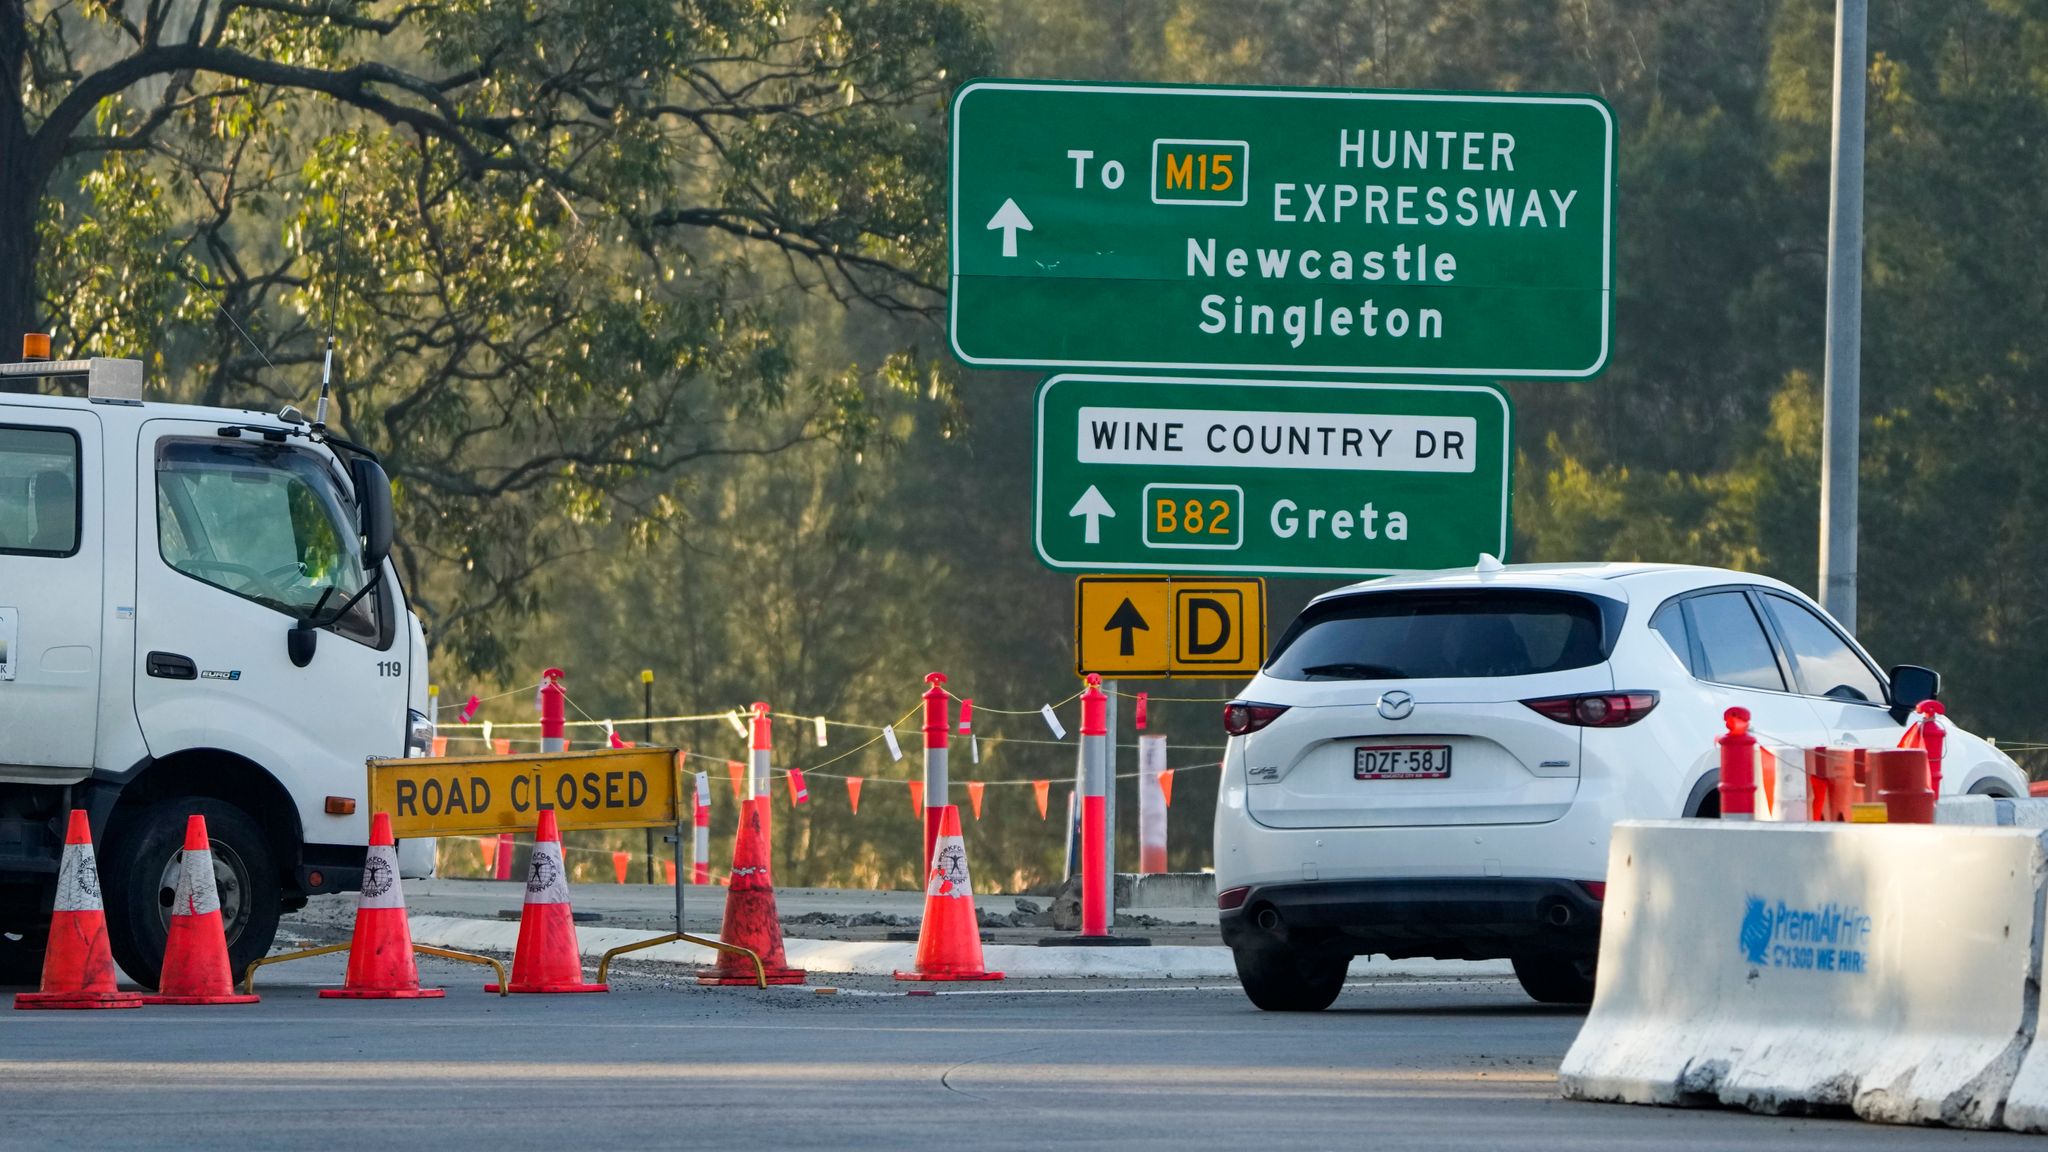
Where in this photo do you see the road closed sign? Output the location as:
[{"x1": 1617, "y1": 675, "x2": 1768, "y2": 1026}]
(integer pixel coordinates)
[
  {"x1": 1075, "y1": 575, "x2": 1266, "y2": 679},
  {"x1": 367, "y1": 746, "x2": 681, "y2": 838},
  {"x1": 1038, "y1": 375, "x2": 1510, "y2": 577}
]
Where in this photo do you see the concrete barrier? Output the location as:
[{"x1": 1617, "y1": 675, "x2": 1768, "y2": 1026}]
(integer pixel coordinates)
[
  {"x1": 1559, "y1": 820, "x2": 2046, "y2": 1128},
  {"x1": 1938, "y1": 795, "x2": 2048, "y2": 829}
]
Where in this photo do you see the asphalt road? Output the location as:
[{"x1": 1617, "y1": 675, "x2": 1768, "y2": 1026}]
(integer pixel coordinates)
[{"x1": 2, "y1": 961, "x2": 2038, "y2": 1151}]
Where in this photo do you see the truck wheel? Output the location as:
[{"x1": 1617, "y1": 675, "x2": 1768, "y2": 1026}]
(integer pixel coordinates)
[
  {"x1": 0, "y1": 926, "x2": 49, "y2": 986},
  {"x1": 1231, "y1": 944, "x2": 1348, "y2": 1012},
  {"x1": 101, "y1": 799, "x2": 282, "y2": 990},
  {"x1": 1512, "y1": 955, "x2": 1596, "y2": 1005}
]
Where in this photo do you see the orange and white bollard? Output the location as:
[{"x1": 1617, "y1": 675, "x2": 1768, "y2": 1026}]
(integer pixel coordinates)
[
  {"x1": 1079, "y1": 674, "x2": 1111, "y2": 937},
  {"x1": 1916, "y1": 700, "x2": 1947, "y2": 796},
  {"x1": 692, "y1": 771, "x2": 711, "y2": 885},
  {"x1": 539, "y1": 668, "x2": 567, "y2": 753},
  {"x1": 1138, "y1": 733, "x2": 1169, "y2": 873},
  {"x1": 748, "y1": 702, "x2": 773, "y2": 843},
  {"x1": 922, "y1": 673, "x2": 950, "y2": 871},
  {"x1": 1718, "y1": 707, "x2": 1757, "y2": 820}
]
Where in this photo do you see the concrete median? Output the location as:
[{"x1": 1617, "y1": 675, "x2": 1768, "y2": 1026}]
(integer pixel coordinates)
[{"x1": 1559, "y1": 819, "x2": 2046, "y2": 1129}]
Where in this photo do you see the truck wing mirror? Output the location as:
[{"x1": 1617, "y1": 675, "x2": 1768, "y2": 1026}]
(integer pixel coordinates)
[
  {"x1": 350, "y1": 457, "x2": 394, "y2": 569},
  {"x1": 1887, "y1": 664, "x2": 1940, "y2": 725}
]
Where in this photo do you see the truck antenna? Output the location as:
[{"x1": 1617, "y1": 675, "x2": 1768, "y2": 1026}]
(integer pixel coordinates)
[{"x1": 314, "y1": 335, "x2": 334, "y2": 433}]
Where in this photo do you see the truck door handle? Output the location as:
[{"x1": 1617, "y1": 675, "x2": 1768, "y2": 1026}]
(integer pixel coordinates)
[{"x1": 146, "y1": 652, "x2": 197, "y2": 680}]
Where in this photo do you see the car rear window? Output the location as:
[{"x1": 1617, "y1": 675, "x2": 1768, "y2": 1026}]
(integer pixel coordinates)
[{"x1": 1265, "y1": 590, "x2": 1619, "y2": 681}]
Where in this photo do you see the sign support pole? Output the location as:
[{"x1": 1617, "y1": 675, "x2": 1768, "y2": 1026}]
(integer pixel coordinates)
[
  {"x1": 1819, "y1": 0, "x2": 1867, "y2": 629},
  {"x1": 642, "y1": 669, "x2": 656, "y2": 883}
]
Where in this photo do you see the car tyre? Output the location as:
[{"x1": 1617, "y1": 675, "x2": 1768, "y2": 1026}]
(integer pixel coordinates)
[
  {"x1": 1512, "y1": 954, "x2": 1596, "y2": 1005},
  {"x1": 101, "y1": 799, "x2": 281, "y2": 990},
  {"x1": 1232, "y1": 944, "x2": 1348, "y2": 1012}
]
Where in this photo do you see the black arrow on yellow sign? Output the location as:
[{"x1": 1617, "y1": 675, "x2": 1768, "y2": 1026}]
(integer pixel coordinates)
[{"x1": 1104, "y1": 597, "x2": 1151, "y2": 656}]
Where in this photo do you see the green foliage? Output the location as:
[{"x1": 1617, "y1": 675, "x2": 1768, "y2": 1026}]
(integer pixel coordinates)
[{"x1": 17, "y1": 0, "x2": 2048, "y2": 883}]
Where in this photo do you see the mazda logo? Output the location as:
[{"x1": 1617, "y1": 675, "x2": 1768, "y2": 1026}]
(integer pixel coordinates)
[{"x1": 1377, "y1": 691, "x2": 1415, "y2": 721}]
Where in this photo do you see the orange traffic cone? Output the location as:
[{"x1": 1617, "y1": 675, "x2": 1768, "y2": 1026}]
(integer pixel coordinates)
[
  {"x1": 15, "y1": 810, "x2": 142, "y2": 1010},
  {"x1": 321, "y1": 812, "x2": 442, "y2": 999},
  {"x1": 895, "y1": 805, "x2": 1002, "y2": 982},
  {"x1": 697, "y1": 797, "x2": 805, "y2": 985},
  {"x1": 485, "y1": 810, "x2": 606, "y2": 993},
  {"x1": 144, "y1": 815, "x2": 260, "y2": 1004}
]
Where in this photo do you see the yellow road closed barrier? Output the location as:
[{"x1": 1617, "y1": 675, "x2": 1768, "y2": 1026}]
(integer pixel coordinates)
[{"x1": 368, "y1": 746, "x2": 680, "y2": 839}]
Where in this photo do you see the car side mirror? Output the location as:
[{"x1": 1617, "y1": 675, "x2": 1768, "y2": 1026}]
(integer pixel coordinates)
[
  {"x1": 1887, "y1": 664, "x2": 1940, "y2": 725},
  {"x1": 349, "y1": 457, "x2": 394, "y2": 569}
]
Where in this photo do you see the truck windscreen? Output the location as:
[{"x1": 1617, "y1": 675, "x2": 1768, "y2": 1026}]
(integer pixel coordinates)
[{"x1": 156, "y1": 439, "x2": 379, "y2": 641}]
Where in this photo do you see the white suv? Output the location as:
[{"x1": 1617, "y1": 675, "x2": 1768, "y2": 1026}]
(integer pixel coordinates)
[{"x1": 1213, "y1": 561, "x2": 2025, "y2": 1010}]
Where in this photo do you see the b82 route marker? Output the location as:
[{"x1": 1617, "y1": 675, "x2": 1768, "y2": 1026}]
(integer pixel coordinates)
[
  {"x1": 1036, "y1": 375, "x2": 1512, "y2": 577},
  {"x1": 950, "y1": 79, "x2": 1615, "y2": 379}
]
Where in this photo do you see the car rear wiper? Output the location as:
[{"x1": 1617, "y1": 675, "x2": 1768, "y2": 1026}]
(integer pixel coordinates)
[{"x1": 1297, "y1": 662, "x2": 1406, "y2": 680}]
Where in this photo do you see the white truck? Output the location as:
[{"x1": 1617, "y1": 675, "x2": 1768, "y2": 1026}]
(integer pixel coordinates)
[{"x1": 0, "y1": 344, "x2": 430, "y2": 986}]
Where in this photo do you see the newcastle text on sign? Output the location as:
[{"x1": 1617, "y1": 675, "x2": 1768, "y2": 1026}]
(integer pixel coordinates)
[
  {"x1": 367, "y1": 747, "x2": 680, "y2": 839},
  {"x1": 1036, "y1": 375, "x2": 1511, "y2": 576},
  {"x1": 948, "y1": 80, "x2": 1614, "y2": 378}
]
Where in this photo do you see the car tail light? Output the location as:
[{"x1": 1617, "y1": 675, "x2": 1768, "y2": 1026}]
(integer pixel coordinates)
[
  {"x1": 1223, "y1": 702, "x2": 1288, "y2": 737},
  {"x1": 1217, "y1": 886, "x2": 1251, "y2": 910},
  {"x1": 1521, "y1": 692, "x2": 1659, "y2": 728},
  {"x1": 1579, "y1": 881, "x2": 1606, "y2": 901}
]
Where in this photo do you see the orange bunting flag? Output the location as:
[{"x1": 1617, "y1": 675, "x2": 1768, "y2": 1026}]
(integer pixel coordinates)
[
  {"x1": 663, "y1": 859, "x2": 677, "y2": 886},
  {"x1": 726, "y1": 760, "x2": 745, "y2": 801},
  {"x1": 847, "y1": 777, "x2": 864, "y2": 814},
  {"x1": 431, "y1": 736, "x2": 448, "y2": 758},
  {"x1": 909, "y1": 780, "x2": 925, "y2": 817},
  {"x1": 1158, "y1": 768, "x2": 1175, "y2": 809},
  {"x1": 1033, "y1": 779, "x2": 1051, "y2": 819},
  {"x1": 967, "y1": 781, "x2": 986, "y2": 820},
  {"x1": 478, "y1": 835, "x2": 498, "y2": 876},
  {"x1": 611, "y1": 850, "x2": 631, "y2": 884},
  {"x1": 493, "y1": 739, "x2": 512, "y2": 756},
  {"x1": 788, "y1": 767, "x2": 810, "y2": 806}
]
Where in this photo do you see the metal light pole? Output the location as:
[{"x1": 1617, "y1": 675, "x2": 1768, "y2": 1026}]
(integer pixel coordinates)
[{"x1": 1818, "y1": 0, "x2": 1867, "y2": 628}]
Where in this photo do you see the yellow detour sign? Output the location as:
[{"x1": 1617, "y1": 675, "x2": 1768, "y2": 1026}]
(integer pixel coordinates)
[
  {"x1": 1074, "y1": 576, "x2": 1266, "y2": 679},
  {"x1": 367, "y1": 747, "x2": 681, "y2": 838}
]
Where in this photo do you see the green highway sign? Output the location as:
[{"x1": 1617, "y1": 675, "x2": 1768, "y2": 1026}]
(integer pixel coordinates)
[
  {"x1": 1034, "y1": 375, "x2": 1512, "y2": 576},
  {"x1": 950, "y1": 80, "x2": 1614, "y2": 379}
]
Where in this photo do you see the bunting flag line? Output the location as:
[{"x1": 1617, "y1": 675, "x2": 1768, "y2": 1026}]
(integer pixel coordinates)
[
  {"x1": 1033, "y1": 779, "x2": 1051, "y2": 819},
  {"x1": 967, "y1": 781, "x2": 985, "y2": 820},
  {"x1": 846, "y1": 777, "x2": 863, "y2": 815}
]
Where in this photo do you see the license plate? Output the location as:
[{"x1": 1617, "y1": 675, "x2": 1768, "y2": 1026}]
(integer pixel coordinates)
[{"x1": 1354, "y1": 744, "x2": 1452, "y2": 780}]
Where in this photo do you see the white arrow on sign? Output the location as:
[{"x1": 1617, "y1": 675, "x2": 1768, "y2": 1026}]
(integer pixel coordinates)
[
  {"x1": 1069, "y1": 485, "x2": 1115, "y2": 544},
  {"x1": 987, "y1": 198, "x2": 1033, "y2": 258}
]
